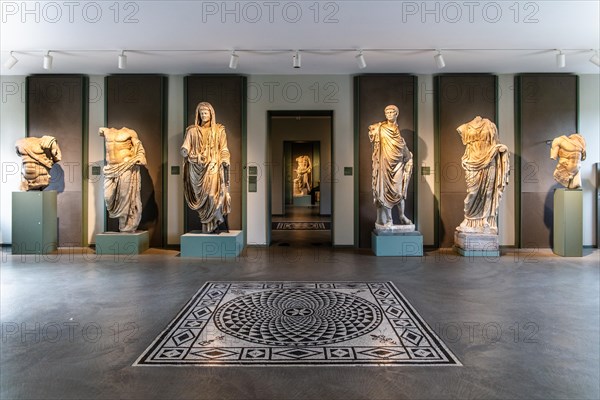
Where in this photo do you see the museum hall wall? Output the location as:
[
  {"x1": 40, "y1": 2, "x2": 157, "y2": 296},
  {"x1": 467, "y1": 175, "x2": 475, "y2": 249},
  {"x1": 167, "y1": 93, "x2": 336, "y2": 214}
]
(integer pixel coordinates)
[{"x1": 0, "y1": 74, "x2": 598, "y2": 249}]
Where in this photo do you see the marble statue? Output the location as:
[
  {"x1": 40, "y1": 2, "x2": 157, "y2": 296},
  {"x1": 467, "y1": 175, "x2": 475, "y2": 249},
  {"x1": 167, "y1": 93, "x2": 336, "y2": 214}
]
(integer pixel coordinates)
[
  {"x1": 550, "y1": 133, "x2": 586, "y2": 189},
  {"x1": 15, "y1": 135, "x2": 62, "y2": 191},
  {"x1": 368, "y1": 105, "x2": 413, "y2": 229},
  {"x1": 293, "y1": 155, "x2": 312, "y2": 196},
  {"x1": 181, "y1": 102, "x2": 231, "y2": 234},
  {"x1": 99, "y1": 127, "x2": 147, "y2": 233},
  {"x1": 456, "y1": 116, "x2": 509, "y2": 234}
]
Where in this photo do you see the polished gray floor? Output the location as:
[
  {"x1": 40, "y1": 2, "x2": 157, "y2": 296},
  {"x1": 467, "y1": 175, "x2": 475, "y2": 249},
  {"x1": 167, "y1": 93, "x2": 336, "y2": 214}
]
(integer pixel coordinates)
[{"x1": 1, "y1": 244, "x2": 599, "y2": 400}]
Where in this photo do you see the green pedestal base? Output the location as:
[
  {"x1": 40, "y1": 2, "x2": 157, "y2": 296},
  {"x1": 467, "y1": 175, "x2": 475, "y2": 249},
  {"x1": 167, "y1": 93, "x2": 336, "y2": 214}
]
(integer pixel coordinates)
[
  {"x1": 12, "y1": 191, "x2": 57, "y2": 255},
  {"x1": 293, "y1": 195, "x2": 312, "y2": 206},
  {"x1": 371, "y1": 231, "x2": 423, "y2": 256},
  {"x1": 453, "y1": 231, "x2": 500, "y2": 257},
  {"x1": 453, "y1": 246, "x2": 500, "y2": 257},
  {"x1": 553, "y1": 188, "x2": 583, "y2": 257},
  {"x1": 181, "y1": 230, "x2": 244, "y2": 258},
  {"x1": 96, "y1": 231, "x2": 149, "y2": 255}
]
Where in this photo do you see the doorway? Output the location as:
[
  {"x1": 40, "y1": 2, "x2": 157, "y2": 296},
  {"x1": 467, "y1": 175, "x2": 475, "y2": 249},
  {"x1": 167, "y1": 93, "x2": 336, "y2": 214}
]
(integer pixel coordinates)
[{"x1": 268, "y1": 111, "x2": 333, "y2": 247}]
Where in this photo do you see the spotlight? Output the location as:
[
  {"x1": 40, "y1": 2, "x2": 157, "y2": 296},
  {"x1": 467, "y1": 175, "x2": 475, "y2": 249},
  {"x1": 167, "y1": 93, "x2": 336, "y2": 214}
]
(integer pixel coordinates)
[
  {"x1": 434, "y1": 50, "x2": 445, "y2": 69},
  {"x1": 4, "y1": 51, "x2": 18, "y2": 69},
  {"x1": 229, "y1": 51, "x2": 239, "y2": 69},
  {"x1": 356, "y1": 50, "x2": 367, "y2": 69},
  {"x1": 556, "y1": 50, "x2": 566, "y2": 68},
  {"x1": 118, "y1": 51, "x2": 127, "y2": 69},
  {"x1": 590, "y1": 51, "x2": 600, "y2": 67},
  {"x1": 43, "y1": 51, "x2": 53, "y2": 70},
  {"x1": 292, "y1": 51, "x2": 301, "y2": 68}
]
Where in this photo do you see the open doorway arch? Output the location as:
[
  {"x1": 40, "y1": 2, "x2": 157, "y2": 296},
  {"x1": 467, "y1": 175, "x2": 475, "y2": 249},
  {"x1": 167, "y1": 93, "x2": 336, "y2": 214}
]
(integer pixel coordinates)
[{"x1": 267, "y1": 111, "x2": 333, "y2": 247}]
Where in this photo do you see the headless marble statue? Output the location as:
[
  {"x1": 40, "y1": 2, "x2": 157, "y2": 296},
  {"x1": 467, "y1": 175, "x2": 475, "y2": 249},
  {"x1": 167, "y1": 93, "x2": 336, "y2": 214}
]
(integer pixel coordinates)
[
  {"x1": 15, "y1": 135, "x2": 62, "y2": 191},
  {"x1": 550, "y1": 133, "x2": 586, "y2": 189}
]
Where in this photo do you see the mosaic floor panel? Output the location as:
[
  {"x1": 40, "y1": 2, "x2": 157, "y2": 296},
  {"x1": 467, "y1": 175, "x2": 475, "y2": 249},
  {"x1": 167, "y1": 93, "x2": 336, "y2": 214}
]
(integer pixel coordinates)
[{"x1": 134, "y1": 282, "x2": 461, "y2": 366}]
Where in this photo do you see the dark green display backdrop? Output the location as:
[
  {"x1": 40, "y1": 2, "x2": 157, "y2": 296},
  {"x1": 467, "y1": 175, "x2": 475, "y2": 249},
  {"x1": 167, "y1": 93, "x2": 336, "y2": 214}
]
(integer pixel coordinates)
[
  {"x1": 184, "y1": 75, "x2": 245, "y2": 232},
  {"x1": 27, "y1": 75, "x2": 87, "y2": 247},
  {"x1": 515, "y1": 74, "x2": 578, "y2": 248},
  {"x1": 355, "y1": 75, "x2": 417, "y2": 248},
  {"x1": 435, "y1": 75, "x2": 497, "y2": 248},
  {"x1": 105, "y1": 75, "x2": 167, "y2": 248}
]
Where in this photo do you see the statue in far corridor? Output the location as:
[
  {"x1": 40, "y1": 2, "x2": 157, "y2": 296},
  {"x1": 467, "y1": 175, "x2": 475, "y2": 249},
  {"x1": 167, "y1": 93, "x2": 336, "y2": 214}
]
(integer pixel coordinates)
[
  {"x1": 455, "y1": 116, "x2": 510, "y2": 234},
  {"x1": 550, "y1": 133, "x2": 586, "y2": 189},
  {"x1": 293, "y1": 155, "x2": 312, "y2": 196},
  {"x1": 15, "y1": 135, "x2": 62, "y2": 191},
  {"x1": 368, "y1": 105, "x2": 413, "y2": 228},
  {"x1": 181, "y1": 102, "x2": 231, "y2": 234},
  {"x1": 99, "y1": 127, "x2": 147, "y2": 232}
]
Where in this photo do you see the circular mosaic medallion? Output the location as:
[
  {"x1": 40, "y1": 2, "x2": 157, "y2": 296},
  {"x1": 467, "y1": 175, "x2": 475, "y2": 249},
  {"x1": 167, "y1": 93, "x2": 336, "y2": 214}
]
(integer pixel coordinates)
[{"x1": 213, "y1": 288, "x2": 382, "y2": 346}]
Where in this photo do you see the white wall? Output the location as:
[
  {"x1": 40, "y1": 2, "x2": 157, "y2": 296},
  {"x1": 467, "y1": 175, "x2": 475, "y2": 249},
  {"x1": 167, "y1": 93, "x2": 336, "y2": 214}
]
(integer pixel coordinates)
[
  {"x1": 416, "y1": 75, "x2": 435, "y2": 245},
  {"x1": 0, "y1": 76, "x2": 26, "y2": 244},
  {"x1": 497, "y1": 74, "x2": 516, "y2": 246},
  {"x1": 166, "y1": 75, "x2": 185, "y2": 245},
  {"x1": 87, "y1": 75, "x2": 105, "y2": 244}
]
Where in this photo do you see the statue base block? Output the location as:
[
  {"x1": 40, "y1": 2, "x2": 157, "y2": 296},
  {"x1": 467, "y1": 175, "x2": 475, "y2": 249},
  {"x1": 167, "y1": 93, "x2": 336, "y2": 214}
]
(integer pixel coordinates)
[
  {"x1": 292, "y1": 195, "x2": 312, "y2": 206},
  {"x1": 12, "y1": 191, "x2": 57, "y2": 255},
  {"x1": 181, "y1": 230, "x2": 244, "y2": 258},
  {"x1": 371, "y1": 230, "x2": 423, "y2": 256},
  {"x1": 553, "y1": 188, "x2": 582, "y2": 257},
  {"x1": 453, "y1": 231, "x2": 499, "y2": 257},
  {"x1": 96, "y1": 231, "x2": 149, "y2": 255}
]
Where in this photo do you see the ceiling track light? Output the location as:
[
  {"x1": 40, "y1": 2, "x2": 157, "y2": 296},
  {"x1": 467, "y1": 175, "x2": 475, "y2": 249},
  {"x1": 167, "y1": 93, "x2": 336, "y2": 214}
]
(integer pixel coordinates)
[
  {"x1": 589, "y1": 50, "x2": 600, "y2": 67},
  {"x1": 434, "y1": 50, "x2": 445, "y2": 69},
  {"x1": 556, "y1": 50, "x2": 566, "y2": 68},
  {"x1": 4, "y1": 51, "x2": 19, "y2": 69},
  {"x1": 356, "y1": 50, "x2": 367, "y2": 69},
  {"x1": 118, "y1": 51, "x2": 127, "y2": 69},
  {"x1": 229, "y1": 51, "x2": 239, "y2": 69},
  {"x1": 43, "y1": 51, "x2": 53, "y2": 70},
  {"x1": 292, "y1": 50, "x2": 301, "y2": 69}
]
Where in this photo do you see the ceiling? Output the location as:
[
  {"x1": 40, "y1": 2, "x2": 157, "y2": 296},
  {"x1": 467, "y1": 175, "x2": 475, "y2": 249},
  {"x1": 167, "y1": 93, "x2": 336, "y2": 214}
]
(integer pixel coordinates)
[{"x1": 1, "y1": 0, "x2": 599, "y2": 75}]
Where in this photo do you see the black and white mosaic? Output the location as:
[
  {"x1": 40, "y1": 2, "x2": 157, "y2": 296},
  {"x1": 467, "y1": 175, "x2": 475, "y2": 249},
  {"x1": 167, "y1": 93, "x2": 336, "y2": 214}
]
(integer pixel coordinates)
[{"x1": 134, "y1": 282, "x2": 461, "y2": 366}]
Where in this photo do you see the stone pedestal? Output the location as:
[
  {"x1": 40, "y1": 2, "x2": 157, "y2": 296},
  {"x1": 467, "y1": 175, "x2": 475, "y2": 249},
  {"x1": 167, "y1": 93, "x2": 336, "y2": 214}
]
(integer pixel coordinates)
[
  {"x1": 96, "y1": 231, "x2": 149, "y2": 255},
  {"x1": 12, "y1": 191, "x2": 57, "y2": 255},
  {"x1": 292, "y1": 195, "x2": 312, "y2": 206},
  {"x1": 453, "y1": 231, "x2": 499, "y2": 257},
  {"x1": 372, "y1": 230, "x2": 423, "y2": 256},
  {"x1": 181, "y1": 230, "x2": 244, "y2": 258},
  {"x1": 553, "y1": 188, "x2": 582, "y2": 257}
]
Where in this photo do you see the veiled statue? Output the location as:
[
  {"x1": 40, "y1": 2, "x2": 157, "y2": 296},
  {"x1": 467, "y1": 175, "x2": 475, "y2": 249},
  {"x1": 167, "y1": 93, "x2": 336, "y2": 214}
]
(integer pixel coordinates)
[
  {"x1": 456, "y1": 116, "x2": 510, "y2": 234},
  {"x1": 181, "y1": 102, "x2": 231, "y2": 234},
  {"x1": 368, "y1": 105, "x2": 413, "y2": 228},
  {"x1": 293, "y1": 155, "x2": 312, "y2": 196},
  {"x1": 15, "y1": 135, "x2": 62, "y2": 191},
  {"x1": 99, "y1": 127, "x2": 147, "y2": 233},
  {"x1": 550, "y1": 133, "x2": 586, "y2": 189}
]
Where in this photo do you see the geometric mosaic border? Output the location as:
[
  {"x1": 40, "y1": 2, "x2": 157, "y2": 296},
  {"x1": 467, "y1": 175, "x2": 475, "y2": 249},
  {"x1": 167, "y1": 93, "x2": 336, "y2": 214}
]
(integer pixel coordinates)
[{"x1": 134, "y1": 282, "x2": 461, "y2": 366}]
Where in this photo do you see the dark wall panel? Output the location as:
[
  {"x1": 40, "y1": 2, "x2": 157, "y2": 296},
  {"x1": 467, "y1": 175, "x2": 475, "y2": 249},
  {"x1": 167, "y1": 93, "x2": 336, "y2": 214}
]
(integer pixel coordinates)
[
  {"x1": 435, "y1": 75, "x2": 497, "y2": 247},
  {"x1": 184, "y1": 75, "x2": 245, "y2": 232},
  {"x1": 106, "y1": 75, "x2": 166, "y2": 247},
  {"x1": 516, "y1": 74, "x2": 578, "y2": 248},
  {"x1": 355, "y1": 75, "x2": 417, "y2": 248},
  {"x1": 27, "y1": 75, "x2": 86, "y2": 246}
]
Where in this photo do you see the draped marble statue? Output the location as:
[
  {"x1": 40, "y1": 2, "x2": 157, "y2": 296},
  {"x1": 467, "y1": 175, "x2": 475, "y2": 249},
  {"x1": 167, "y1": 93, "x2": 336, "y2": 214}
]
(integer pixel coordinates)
[
  {"x1": 181, "y1": 102, "x2": 231, "y2": 234},
  {"x1": 550, "y1": 133, "x2": 586, "y2": 189},
  {"x1": 15, "y1": 135, "x2": 62, "y2": 191},
  {"x1": 99, "y1": 127, "x2": 147, "y2": 233},
  {"x1": 293, "y1": 155, "x2": 312, "y2": 196},
  {"x1": 456, "y1": 116, "x2": 510, "y2": 234},
  {"x1": 368, "y1": 105, "x2": 413, "y2": 228}
]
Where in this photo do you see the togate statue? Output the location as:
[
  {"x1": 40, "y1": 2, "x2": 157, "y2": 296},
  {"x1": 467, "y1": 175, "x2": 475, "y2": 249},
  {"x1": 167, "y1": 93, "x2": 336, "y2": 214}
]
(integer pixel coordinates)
[
  {"x1": 181, "y1": 102, "x2": 231, "y2": 234},
  {"x1": 368, "y1": 105, "x2": 413, "y2": 229},
  {"x1": 293, "y1": 155, "x2": 312, "y2": 196},
  {"x1": 15, "y1": 135, "x2": 62, "y2": 191},
  {"x1": 99, "y1": 127, "x2": 147, "y2": 233},
  {"x1": 456, "y1": 116, "x2": 510, "y2": 234},
  {"x1": 550, "y1": 133, "x2": 586, "y2": 189}
]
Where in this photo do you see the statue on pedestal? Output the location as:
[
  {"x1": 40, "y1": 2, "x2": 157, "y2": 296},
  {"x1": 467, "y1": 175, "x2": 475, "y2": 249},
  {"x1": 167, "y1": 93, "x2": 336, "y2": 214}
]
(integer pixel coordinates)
[
  {"x1": 181, "y1": 102, "x2": 231, "y2": 234},
  {"x1": 455, "y1": 116, "x2": 509, "y2": 234},
  {"x1": 15, "y1": 135, "x2": 62, "y2": 191},
  {"x1": 550, "y1": 133, "x2": 586, "y2": 189},
  {"x1": 293, "y1": 155, "x2": 312, "y2": 196},
  {"x1": 99, "y1": 127, "x2": 147, "y2": 233},
  {"x1": 369, "y1": 105, "x2": 413, "y2": 230}
]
